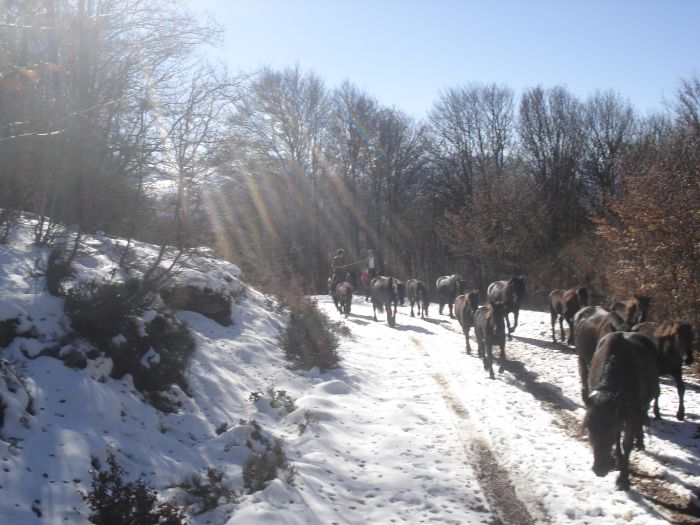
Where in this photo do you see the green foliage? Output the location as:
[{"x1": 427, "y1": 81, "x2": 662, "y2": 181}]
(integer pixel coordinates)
[
  {"x1": 64, "y1": 279, "x2": 154, "y2": 343},
  {"x1": 249, "y1": 388, "x2": 296, "y2": 414},
  {"x1": 173, "y1": 467, "x2": 236, "y2": 515},
  {"x1": 45, "y1": 247, "x2": 74, "y2": 296},
  {"x1": 82, "y1": 449, "x2": 186, "y2": 525},
  {"x1": 242, "y1": 420, "x2": 296, "y2": 493},
  {"x1": 64, "y1": 279, "x2": 195, "y2": 401},
  {"x1": 280, "y1": 297, "x2": 339, "y2": 372}
]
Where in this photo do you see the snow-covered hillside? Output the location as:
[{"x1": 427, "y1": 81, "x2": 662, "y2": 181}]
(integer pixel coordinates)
[{"x1": 1, "y1": 221, "x2": 699, "y2": 524}]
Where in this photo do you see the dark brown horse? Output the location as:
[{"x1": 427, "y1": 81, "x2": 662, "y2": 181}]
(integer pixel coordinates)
[
  {"x1": 548, "y1": 287, "x2": 589, "y2": 345},
  {"x1": 487, "y1": 276, "x2": 525, "y2": 340},
  {"x1": 370, "y1": 276, "x2": 397, "y2": 327},
  {"x1": 584, "y1": 331, "x2": 659, "y2": 491},
  {"x1": 406, "y1": 279, "x2": 429, "y2": 318},
  {"x1": 435, "y1": 274, "x2": 466, "y2": 318},
  {"x1": 335, "y1": 282, "x2": 353, "y2": 318},
  {"x1": 632, "y1": 321, "x2": 695, "y2": 421},
  {"x1": 573, "y1": 306, "x2": 629, "y2": 405},
  {"x1": 610, "y1": 294, "x2": 651, "y2": 326},
  {"x1": 454, "y1": 291, "x2": 480, "y2": 355},
  {"x1": 473, "y1": 301, "x2": 507, "y2": 379}
]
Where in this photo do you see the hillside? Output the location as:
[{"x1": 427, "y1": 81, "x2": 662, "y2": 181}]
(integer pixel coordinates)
[{"x1": 1, "y1": 220, "x2": 699, "y2": 524}]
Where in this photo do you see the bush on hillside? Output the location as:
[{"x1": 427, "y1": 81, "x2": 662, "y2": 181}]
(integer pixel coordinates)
[
  {"x1": 45, "y1": 247, "x2": 74, "y2": 296},
  {"x1": 172, "y1": 467, "x2": 237, "y2": 515},
  {"x1": 64, "y1": 279, "x2": 195, "y2": 401},
  {"x1": 64, "y1": 279, "x2": 154, "y2": 343},
  {"x1": 242, "y1": 420, "x2": 296, "y2": 493},
  {"x1": 279, "y1": 297, "x2": 339, "y2": 372},
  {"x1": 82, "y1": 449, "x2": 186, "y2": 525}
]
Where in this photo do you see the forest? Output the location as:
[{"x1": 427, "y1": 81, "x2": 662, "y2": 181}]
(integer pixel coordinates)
[{"x1": 1, "y1": 0, "x2": 698, "y2": 329}]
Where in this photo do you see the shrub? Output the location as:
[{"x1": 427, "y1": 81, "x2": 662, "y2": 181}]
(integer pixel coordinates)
[
  {"x1": 249, "y1": 388, "x2": 296, "y2": 415},
  {"x1": 82, "y1": 449, "x2": 186, "y2": 525},
  {"x1": 64, "y1": 279, "x2": 195, "y2": 399},
  {"x1": 64, "y1": 279, "x2": 154, "y2": 344},
  {"x1": 173, "y1": 467, "x2": 236, "y2": 515},
  {"x1": 280, "y1": 297, "x2": 339, "y2": 372},
  {"x1": 45, "y1": 247, "x2": 73, "y2": 296},
  {"x1": 242, "y1": 420, "x2": 296, "y2": 493}
]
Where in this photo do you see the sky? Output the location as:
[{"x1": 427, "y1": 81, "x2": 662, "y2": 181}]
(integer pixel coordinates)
[
  {"x1": 189, "y1": 0, "x2": 700, "y2": 118},
  {"x1": 1, "y1": 219, "x2": 698, "y2": 523}
]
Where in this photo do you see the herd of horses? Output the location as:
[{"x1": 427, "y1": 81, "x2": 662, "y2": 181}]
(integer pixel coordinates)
[{"x1": 327, "y1": 273, "x2": 696, "y2": 491}]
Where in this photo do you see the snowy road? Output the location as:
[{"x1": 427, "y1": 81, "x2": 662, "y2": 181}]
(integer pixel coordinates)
[{"x1": 313, "y1": 295, "x2": 700, "y2": 524}]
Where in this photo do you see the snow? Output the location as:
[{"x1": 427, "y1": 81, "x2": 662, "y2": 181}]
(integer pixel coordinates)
[{"x1": 0, "y1": 220, "x2": 699, "y2": 524}]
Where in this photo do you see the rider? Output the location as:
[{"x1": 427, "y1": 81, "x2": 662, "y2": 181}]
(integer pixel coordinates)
[{"x1": 330, "y1": 248, "x2": 345, "y2": 293}]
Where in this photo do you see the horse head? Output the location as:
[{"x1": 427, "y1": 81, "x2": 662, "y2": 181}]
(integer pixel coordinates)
[
  {"x1": 466, "y1": 290, "x2": 479, "y2": 313},
  {"x1": 508, "y1": 276, "x2": 526, "y2": 304},
  {"x1": 632, "y1": 293, "x2": 651, "y2": 324},
  {"x1": 577, "y1": 287, "x2": 589, "y2": 308},
  {"x1": 584, "y1": 389, "x2": 620, "y2": 477}
]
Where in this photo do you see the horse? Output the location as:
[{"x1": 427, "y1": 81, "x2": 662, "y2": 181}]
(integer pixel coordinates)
[
  {"x1": 328, "y1": 272, "x2": 351, "y2": 312},
  {"x1": 370, "y1": 276, "x2": 397, "y2": 327},
  {"x1": 454, "y1": 291, "x2": 480, "y2": 355},
  {"x1": 548, "y1": 287, "x2": 589, "y2": 345},
  {"x1": 406, "y1": 279, "x2": 429, "y2": 318},
  {"x1": 435, "y1": 274, "x2": 466, "y2": 317},
  {"x1": 584, "y1": 331, "x2": 659, "y2": 491},
  {"x1": 632, "y1": 321, "x2": 695, "y2": 421},
  {"x1": 335, "y1": 281, "x2": 353, "y2": 318},
  {"x1": 473, "y1": 301, "x2": 507, "y2": 379},
  {"x1": 573, "y1": 306, "x2": 629, "y2": 406},
  {"x1": 487, "y1": 276, "x2": 525, "y2": 340},
  {"x1": 610, "y1": 294, "x2": 651, "y2": 326}
]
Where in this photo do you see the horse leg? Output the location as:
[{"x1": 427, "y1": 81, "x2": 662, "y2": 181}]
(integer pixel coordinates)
[
  {"x1": 559, "y1": 316, "x2": 566, "y2": 342},
  {"x1": 565, "y1": 317, "x2": 575, "y2": 345},
  {"x1": 505, "y1": 313, "x2": 513, "y2": 341},
  {"x1": 439, "y1": 301, "x2": 444, "y2": 315},
  {"x1": 512, "y1": 309, "x2": 519, "y2": 333},
  {"x1": 372, "y1": 304, "x2": 378, "y2": 322},
  {"x1": 410, "y1": 300, "x2": 415, "y2": 317},
  {"x1": 673, "y1": 370, "x2": 685, "y2": 421},
  {"x1": 616, "y1": 418, "x2": 636, "y2": 491},
  {"x1": 484, "y1": 342, "x2": 495, "y2": 379},
  {"x1": 578, "y1": 355, "x2": 591, "y2": 406},
  {"x1": 653, "y1": 394, "x2": 661, "y2": 420},
  {"x1": 550, "y1": 311, "x2": 557, "y2": 342},
  {"x1": 465, "y1": 326, "x2": 471, "y2": 355},
  {"x1": 449, "y1": 304, "x2": 454, "y2": 318},
  {"x1": 498, "y1": 342, "x2": 506, "y2": 373}
]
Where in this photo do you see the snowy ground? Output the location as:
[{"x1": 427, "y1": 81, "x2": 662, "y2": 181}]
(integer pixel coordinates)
[{"x1": 1, "y1": 224, "x2": 699, "y2": 524}]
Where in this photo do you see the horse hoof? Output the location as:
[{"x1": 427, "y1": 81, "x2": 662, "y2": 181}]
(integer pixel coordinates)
[{"x1": 676, "y1": 412, "x2": 685, "y2": 421}]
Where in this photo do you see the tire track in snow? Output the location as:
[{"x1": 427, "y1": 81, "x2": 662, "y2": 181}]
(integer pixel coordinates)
[
  {"x1": 410, "y1": 336, "x2": 543, "y2": 525},
  {"x1": 437, "y1": 323, "x2": 700, "y2": 524}
]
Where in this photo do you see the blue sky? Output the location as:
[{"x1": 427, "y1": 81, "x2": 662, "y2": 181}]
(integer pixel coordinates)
[{"x1": 190, "y1": 0, "x2": 699, "y2": 118}]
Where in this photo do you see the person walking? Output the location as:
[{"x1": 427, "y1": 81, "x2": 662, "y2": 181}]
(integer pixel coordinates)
[{"x1": 365, "y1": 249, "x2": 381, "y2": 300}]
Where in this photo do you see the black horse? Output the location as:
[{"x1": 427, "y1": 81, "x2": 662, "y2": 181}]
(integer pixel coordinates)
[
  {"x1": 573, "y1": 306, "x2": 629, "y2": 405},
  {"x1": 473, "y1": 301, "x2": 506, "y2": 379},
  {"x1": 487, "y1": 276, "x2": 525, "y2": 340},
  {"x1": 406, "y1": 279, "x2": 429, "y2": 318},
  {"x1": 435, "y1": 274, "x2": 466, "y2": 318},
  {"x1": 454, "y1": 291, "x2": 480, "y2": 355},
  {"x1": 370, "y1": 276, "x2": 397, "y2": 327},
  {"x1": 584, "y1": 331, "x2": 659, "y2": 491},
  {"x1": 632, "y1": 321, "x2": 695, "y2": 421},
  {"x1": 548, "y1": 287, "x2": 589, "y2": 345}
]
